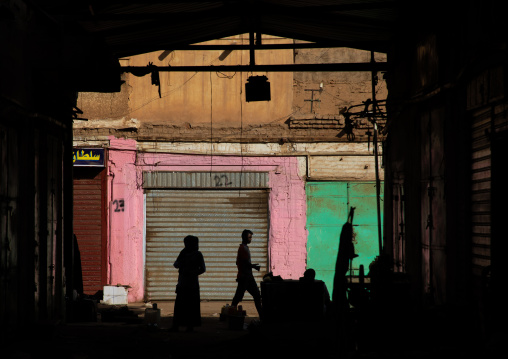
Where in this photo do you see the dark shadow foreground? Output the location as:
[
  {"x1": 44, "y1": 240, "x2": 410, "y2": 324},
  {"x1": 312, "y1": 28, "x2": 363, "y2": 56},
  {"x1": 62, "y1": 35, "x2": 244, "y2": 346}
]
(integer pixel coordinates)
[{"x1": 3, "y1": 308, "x2": 490, "y2": 359}]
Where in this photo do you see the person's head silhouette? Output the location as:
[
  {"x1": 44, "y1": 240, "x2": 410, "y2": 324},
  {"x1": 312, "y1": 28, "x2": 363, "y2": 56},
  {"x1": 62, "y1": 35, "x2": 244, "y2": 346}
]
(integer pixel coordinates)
[
  {"x1": 184, "y1": 235, "x2": 199, "y2": 251},
  {"x1": 301, "y1": 268, "x2": 316, "y2": 282},
  {"x1": 241, "y1": 229, "x2": 253, "y2": 245}
]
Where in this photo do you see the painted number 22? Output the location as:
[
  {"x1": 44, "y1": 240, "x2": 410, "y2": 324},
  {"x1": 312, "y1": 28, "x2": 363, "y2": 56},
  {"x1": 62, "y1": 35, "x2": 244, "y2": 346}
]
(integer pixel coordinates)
[{"x1": 214, "y1": 175, "x2": 232, "y2": 187}]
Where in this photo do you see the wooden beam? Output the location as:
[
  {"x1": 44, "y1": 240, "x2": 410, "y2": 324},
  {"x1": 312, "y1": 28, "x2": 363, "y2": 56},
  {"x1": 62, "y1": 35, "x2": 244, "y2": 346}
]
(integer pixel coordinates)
[{"x1": 121, "y1": 62, "x2": 388, "y2": 73}]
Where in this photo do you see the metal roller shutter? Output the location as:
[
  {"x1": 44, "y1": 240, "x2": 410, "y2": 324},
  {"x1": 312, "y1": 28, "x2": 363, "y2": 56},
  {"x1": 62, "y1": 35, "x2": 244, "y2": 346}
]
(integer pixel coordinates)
[
  {"x1": 471, "y1": 109, "x2": 492, "y2": 277},
  {"x1": 73, "y1": 168, "x2": 106, "y2": 294},
  {"x1": 145, "y1": 189, "x2": 269, "y2": 301}
]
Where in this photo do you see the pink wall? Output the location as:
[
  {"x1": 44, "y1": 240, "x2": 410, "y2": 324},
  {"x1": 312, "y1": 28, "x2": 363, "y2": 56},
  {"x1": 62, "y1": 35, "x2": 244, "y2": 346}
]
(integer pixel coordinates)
[{"x1": 107, "y1": 137, "x2": 307, "y2": 302}]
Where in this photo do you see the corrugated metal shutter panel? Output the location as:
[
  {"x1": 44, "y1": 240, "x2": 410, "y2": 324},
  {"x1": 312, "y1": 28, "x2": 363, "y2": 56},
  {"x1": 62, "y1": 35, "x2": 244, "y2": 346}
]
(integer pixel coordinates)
[
  {"x1": 73, "y1": 171, "x2": 105, "y2": 294},
  {"x1": 471, "y1": 109, "x2": 492, "y2": 277},
  {"x1": 145, "y1": 189, "x2": 268, "y2": 301},
  {"x1": 143, "y1": 171, "x2": 268, "y2": 189}
]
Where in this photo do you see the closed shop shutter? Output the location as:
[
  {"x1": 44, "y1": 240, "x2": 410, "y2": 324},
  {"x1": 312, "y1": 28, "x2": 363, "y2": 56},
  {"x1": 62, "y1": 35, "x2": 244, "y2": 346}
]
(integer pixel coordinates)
[
  {"x1": 306, "y1": 181, "x2": 383, "y2": 296},
  {"x1": 73, "y1": 168, "x2": 106, "y2": 294},
  {"x1": 470, "y1": 104, "x2": 508, "y2": 278},
  {"x1": 471, "y1": 109, "x2": 492, "y2": 277},
  {"x1": 145, "y1": 189, "x2": 269, "y2": 301}
]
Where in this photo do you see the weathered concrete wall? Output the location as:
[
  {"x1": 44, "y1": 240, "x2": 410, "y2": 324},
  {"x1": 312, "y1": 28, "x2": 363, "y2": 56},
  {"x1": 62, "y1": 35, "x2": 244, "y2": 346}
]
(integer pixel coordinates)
[
  {"x1": 106, "y1": 137, "x2": 307, "y2": 302},
  {"x1": 75, "y1": 36, "x2": 387, "y2": 143},
  {"x1": 293, "y1": 45, "x2": 387, "y2": 116},
  {"x1": 77, "y1": 35, "x2": 293, "y2": 129}
]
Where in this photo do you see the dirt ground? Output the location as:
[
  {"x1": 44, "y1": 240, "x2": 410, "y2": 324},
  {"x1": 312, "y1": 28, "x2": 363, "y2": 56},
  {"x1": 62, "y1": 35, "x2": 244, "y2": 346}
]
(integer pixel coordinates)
[
  {"x1": 2, "y1": 300, "x2": 490, "y2": 359},
  {"x1": 2, "y1": 300, "x2": 341, "y2": 359}
]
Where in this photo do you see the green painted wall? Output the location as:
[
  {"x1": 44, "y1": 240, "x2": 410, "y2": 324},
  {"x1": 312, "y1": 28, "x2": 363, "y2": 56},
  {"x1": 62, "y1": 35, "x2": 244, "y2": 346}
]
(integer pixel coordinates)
[{"x1": 306, "y1": 181, "x2": 383, "y2": 296}]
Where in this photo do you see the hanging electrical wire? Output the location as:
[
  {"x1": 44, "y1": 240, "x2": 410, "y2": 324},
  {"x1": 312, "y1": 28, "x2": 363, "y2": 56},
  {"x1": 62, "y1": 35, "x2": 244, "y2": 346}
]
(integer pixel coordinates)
[
  {"x1": 209, "y1": 71, "x2": 213, "y2": 176},
  {"x1": 239, "y1": 44, "x2": 244, "y2": 193},
  {"x1": 216, "y1": 71, "x2": 236, "y2": 79}
]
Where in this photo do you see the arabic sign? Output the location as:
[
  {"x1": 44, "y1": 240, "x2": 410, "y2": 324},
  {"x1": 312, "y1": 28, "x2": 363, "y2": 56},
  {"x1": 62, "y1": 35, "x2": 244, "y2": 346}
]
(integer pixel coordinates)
[{"x1": 73, "y1": 148, "x2": 105, "y2": 167}]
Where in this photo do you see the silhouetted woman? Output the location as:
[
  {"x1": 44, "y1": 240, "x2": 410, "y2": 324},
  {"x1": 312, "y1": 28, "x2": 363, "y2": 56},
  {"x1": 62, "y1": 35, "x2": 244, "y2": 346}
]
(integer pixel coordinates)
[{"x1": 171, "y1": 235, "x2": 206, "y2": 332}]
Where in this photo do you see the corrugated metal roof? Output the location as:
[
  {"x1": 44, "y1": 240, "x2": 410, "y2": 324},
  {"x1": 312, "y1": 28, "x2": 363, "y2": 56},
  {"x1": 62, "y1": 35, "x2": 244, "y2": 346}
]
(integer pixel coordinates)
[{"x1": 37, "y1": 0, "x2": 404, "y2": 58}]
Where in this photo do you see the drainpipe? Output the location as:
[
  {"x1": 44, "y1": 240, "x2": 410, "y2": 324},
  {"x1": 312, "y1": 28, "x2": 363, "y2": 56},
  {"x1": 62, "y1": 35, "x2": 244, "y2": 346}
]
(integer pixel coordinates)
[
  {"x1": 400, "y1": 185, "x2": 406, "y2": 272},
  {"x1": 371, "y1": 51, "x2": 383, "y2": 255},
  {"x1": 306, "y1": 154, "x2": 310, "y2": 179},
  {"x1": 108, "y1": 165, "x2": 114, "y2": 285}
]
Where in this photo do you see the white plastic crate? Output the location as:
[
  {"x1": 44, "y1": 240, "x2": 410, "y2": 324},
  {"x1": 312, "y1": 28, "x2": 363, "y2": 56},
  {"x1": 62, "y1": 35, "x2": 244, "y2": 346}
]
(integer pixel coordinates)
[{"x1": 102, "y1": 285, "x2": 128, "y2": 305}]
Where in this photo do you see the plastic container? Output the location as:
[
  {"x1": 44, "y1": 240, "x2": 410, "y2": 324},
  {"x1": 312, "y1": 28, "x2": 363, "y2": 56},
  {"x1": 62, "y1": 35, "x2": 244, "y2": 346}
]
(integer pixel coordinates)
[
  {"x1": 220, "y1": 304, "x2": 231, "y2": 321},
  {"x1": 144, "y1": 303, "x2": 161, "y2": 327}
]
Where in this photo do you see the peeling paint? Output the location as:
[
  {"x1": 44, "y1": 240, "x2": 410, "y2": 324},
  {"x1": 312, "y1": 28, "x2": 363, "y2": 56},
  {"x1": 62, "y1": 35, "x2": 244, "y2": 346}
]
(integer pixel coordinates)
[{"x1": 106, "y1": 137, "x2": 308, "y2": 302}]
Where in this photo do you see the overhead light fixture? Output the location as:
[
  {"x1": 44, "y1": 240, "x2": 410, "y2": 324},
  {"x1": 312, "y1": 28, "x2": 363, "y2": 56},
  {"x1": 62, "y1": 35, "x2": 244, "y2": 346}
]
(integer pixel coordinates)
[{"x1": 245, "y1": 75, "x2": 271, "y2": 102}]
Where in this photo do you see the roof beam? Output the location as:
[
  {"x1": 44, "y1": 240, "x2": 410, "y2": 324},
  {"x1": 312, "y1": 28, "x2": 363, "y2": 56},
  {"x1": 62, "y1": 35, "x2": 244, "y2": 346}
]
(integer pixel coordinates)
[
  {"x1": 155, "y1": 43, "x2": 377, "y2": 51},
  {"x1": 68, "y1": 1, "x2": 398, "y2": 20},
  {"x1": 66, "y1": 2, "x2": 397, "y2": 29},
  {"x1": 121, "y1": 62, "x2": 388, "y2": 74}
]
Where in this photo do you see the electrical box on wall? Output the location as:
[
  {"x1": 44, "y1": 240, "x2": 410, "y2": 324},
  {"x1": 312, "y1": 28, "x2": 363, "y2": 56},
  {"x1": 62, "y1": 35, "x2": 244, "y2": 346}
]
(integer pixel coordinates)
[{"x1": 245, "y1": 75, "x2": 271, "y2": 102}]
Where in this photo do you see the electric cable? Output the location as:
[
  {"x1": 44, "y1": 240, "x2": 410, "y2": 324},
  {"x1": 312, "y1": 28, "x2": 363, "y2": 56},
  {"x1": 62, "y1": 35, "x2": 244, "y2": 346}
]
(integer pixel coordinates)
[
  {"x1": 239, "y1": 40, "x2": 244, "y2": 193},
  {"x1": 209, "y1": 71, "x2": 213, "y2": 176}
]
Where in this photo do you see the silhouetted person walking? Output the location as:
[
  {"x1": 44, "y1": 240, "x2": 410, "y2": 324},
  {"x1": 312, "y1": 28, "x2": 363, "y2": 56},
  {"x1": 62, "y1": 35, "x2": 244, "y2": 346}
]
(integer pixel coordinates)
[
  {"x1": 231, "y1": 229, "x2": 263, "y2": 318},
  {"x1": 171, "y1": 235, "x2": 206, "y2": 332}
]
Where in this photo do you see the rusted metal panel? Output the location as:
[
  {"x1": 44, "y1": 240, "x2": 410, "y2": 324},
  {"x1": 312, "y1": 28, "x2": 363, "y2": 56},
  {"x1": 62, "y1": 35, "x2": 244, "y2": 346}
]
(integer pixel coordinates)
[
  {"x1": 143, "y1": 171, "x2": 268, "y2": 189},
  {"x1": 471, "y1": 147, "x2": 490, "y2": 162},
  {"x1": 467, "y1": 66, "x2": 505, "y2": 110},
  {"x1": 306, "y1": 181, "x2": 383, "y2": 297},
  {"x1": 471, "y1": 157, "x2": 491, "y2": 173},
  {"x1": 470, "y1": 110, "x2": 492, "y2": 276},
  {"x1": 73, "y1": 169, "x2": 106, "y2": 294},
  {"x1": 471, "y1": 178, "x2": 490, "y2": 192},
  {"x1": 145, "y1": 189, "x2": 268, "y2": 301}
]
